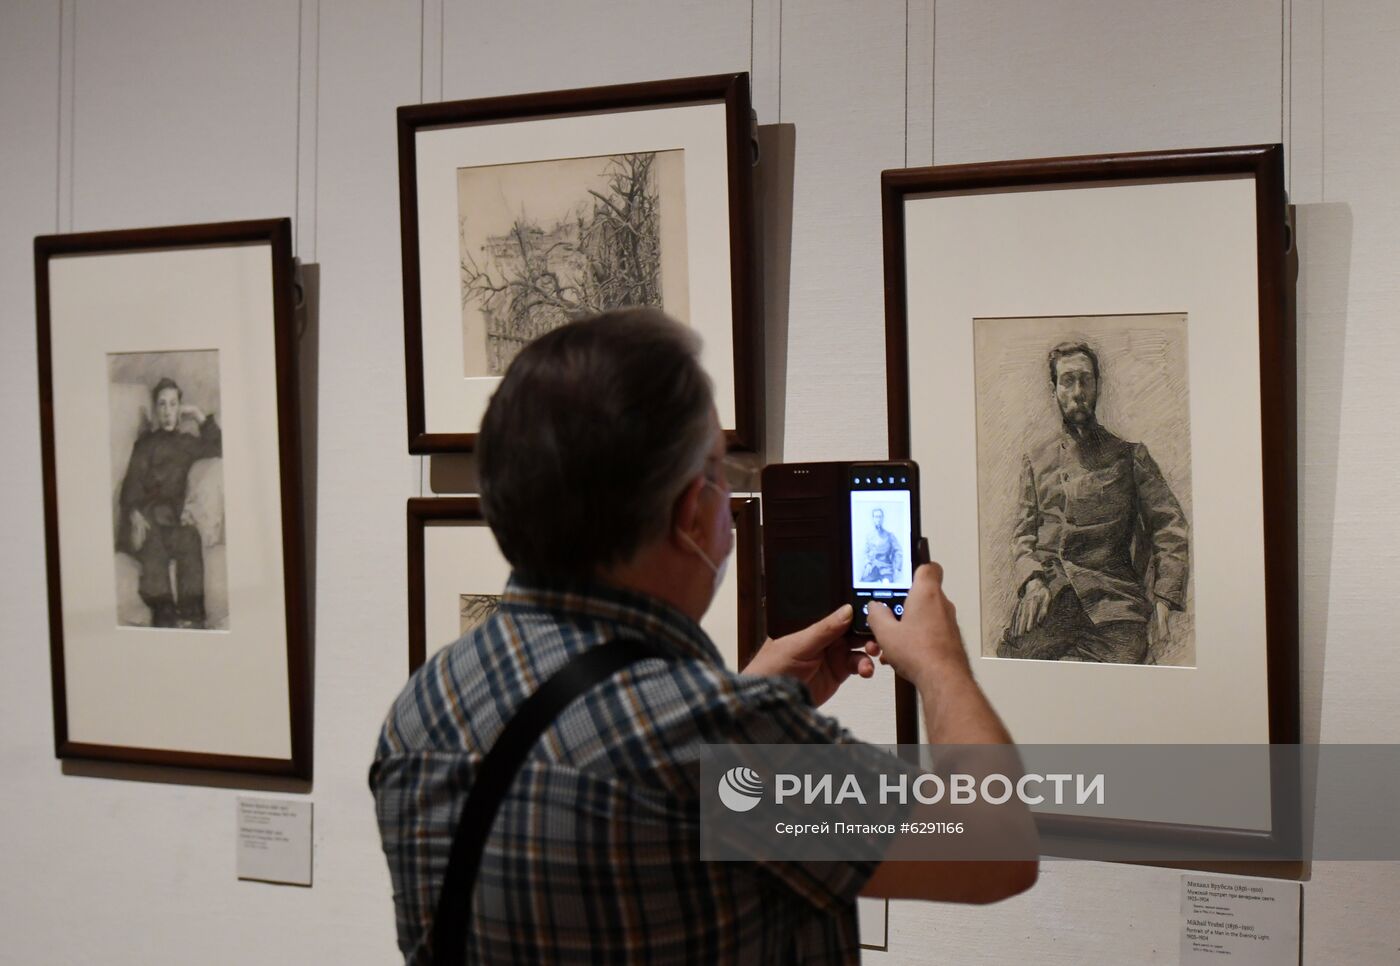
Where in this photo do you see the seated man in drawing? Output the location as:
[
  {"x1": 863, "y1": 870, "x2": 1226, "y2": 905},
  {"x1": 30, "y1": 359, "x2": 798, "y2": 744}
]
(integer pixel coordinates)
[
  {"x1": 860, "y1": 507, "x2": 903, "y2": 583},
  {"x1": 118, "y1": 377, "x2": 222, "y2": 629},
  {"x1": 998, "y1": 342, "x2": 1188, "y2": 664}
]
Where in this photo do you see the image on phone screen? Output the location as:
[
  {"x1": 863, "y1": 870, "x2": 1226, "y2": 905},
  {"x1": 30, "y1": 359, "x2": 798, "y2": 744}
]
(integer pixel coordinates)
[{"x1": 849, "y1": 468, "x2": 914, "y2": 631}]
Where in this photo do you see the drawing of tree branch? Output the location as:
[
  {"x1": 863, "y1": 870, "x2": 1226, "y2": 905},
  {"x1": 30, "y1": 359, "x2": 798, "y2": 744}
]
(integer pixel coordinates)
[{"x1": 461, "y1": 152, "x2": 665, "y2": 374}]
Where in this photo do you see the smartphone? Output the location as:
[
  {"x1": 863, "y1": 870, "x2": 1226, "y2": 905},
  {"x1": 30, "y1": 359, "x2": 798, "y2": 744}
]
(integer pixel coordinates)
[
  {"x1": 846, "y1": 462, "x2": 919, "y2": 634},
  {"x1": 760, "y1": 460, "x2": 921, "y2": 638}
]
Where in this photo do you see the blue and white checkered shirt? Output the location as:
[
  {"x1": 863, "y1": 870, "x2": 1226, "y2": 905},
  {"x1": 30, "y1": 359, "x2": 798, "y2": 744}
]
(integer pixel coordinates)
[{"x1": 370, "y1": 574, "x2": 877, "y2": 964}]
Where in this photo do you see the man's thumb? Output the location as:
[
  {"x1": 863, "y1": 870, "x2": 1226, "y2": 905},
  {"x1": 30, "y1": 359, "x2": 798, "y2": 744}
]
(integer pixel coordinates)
[
  {"x1": 804, "y1": 603, "x2": 853, "y2": 648},
  {"x1": 826, "y1": 603, "x2": 853, "y2": 632}
]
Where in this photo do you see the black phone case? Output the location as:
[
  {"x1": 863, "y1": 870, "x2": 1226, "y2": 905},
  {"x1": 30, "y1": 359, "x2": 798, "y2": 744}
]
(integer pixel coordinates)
[
  {"x1": 760, "y1": 462, "x2": 850, "y2": 638},
  {"x1": 760, "y1": 460, "x2": 920, "y2": 638}
]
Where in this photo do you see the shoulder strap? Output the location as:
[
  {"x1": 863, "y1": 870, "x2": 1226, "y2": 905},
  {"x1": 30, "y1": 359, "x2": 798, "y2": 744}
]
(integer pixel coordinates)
[{"x1": 430, "y1": 638, "x2": 670, "y2": 964}]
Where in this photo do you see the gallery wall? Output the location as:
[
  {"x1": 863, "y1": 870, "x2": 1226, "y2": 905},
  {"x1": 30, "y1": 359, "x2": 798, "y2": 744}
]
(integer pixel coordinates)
[{"x1": 2, "y1": 0, "x2": 1397, "y2": 962}]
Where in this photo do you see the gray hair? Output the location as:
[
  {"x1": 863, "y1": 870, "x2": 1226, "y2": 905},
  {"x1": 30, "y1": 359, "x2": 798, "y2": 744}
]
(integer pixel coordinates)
[{"x1": 478, "y1": 308, "x2": 715, "y2": 580}]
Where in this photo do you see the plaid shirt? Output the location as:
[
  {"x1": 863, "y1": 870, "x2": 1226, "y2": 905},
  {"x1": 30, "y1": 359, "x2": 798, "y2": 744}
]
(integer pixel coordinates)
[{"x1": 370, "y1": 575, "x2": 877, "y2": 964}]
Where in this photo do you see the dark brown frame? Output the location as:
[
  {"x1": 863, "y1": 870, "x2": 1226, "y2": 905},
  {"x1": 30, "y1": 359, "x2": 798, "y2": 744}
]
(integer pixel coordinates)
[
  {"x1": 34, "y1": 218, "x2": 311, "y2": 779},
  {"x1": 398, "y1": 72, "x2": 762, "y2": 454},
  {"x1": 881, "y1": 145, "x2": 1299, "y2": 863},
  {"x1": 407, "y1": 497, "x2": 763, "y2": 673}
]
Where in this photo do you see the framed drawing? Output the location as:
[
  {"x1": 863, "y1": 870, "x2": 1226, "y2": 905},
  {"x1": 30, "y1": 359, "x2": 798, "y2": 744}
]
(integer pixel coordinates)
[
  {"x1": 34, "y1": 218, "x2": 310, "y2": 777},
  {"x1": 882, "y1": 146, "x2": 1298, "y2": 851},
  {"x1": 407, "y1": 497, "x2": 762, "y2": 674},
  {"x1": 398, "y1": 72, "x2": 761, "y2": 453}
]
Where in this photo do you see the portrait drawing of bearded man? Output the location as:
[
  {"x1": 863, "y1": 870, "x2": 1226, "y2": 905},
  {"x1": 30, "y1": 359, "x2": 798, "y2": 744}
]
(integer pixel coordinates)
[{"x1": 998, "y1": 342, "x2": 1189, "y2": 664}]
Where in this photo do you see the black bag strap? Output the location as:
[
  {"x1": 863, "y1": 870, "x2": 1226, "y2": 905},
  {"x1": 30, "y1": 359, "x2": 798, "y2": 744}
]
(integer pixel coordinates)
[{"x1": 430, "y1": 638, "x2": 671, "y2": 964}]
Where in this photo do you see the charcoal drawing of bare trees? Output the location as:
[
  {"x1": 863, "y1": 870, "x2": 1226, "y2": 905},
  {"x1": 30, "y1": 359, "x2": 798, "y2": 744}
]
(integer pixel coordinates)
[
  {"x1": 459, "y1": 594, "x2": 501, "y2": 636},
  {"x1": 457, "y1": 150, "x2": 689, "y2": 376}
]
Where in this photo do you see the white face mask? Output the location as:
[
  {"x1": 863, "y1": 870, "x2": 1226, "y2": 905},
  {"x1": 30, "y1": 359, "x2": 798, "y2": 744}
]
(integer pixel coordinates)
[
  {"x1": 679, "y1": 480, "x2": 731, "y2": 599},
  {"x1": 680, "y1": 529, "x2": 730, "y2": 596}
]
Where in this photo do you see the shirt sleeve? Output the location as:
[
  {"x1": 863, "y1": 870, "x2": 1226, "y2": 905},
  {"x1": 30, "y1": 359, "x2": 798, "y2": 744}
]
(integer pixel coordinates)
[
  {"x1": 719, "y1": 675, "x2": 909, "y2": 915},
  {"x1": 1011, "y1": 455, "x2": 1048, "y2": 592},
  {"x1": 1131, "y1": 443, "x2": 1189, "y2": 609},
  {"x1": 119, "y1": 437, "x2": 150, "y2": 515}
]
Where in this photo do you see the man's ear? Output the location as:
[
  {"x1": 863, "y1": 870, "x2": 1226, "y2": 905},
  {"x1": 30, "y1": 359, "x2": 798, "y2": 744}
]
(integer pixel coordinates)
[{"x1": 668, "y1": 475, "x2": 707, "y2": 549}]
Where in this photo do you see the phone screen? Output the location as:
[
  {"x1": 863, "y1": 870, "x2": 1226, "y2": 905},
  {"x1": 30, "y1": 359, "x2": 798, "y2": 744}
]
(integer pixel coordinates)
[{"x1": 849, "y1": 465, "x2": 915, "y2": 634}]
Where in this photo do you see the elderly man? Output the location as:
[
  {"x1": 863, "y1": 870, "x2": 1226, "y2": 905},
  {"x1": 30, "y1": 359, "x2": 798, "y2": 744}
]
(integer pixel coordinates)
[
  {"x1": 999, "y1": 341, "x2": 1190, "y2": 664},
  {"x1": 371, "y1": 309, "x2": 1035, "y2": 964}
]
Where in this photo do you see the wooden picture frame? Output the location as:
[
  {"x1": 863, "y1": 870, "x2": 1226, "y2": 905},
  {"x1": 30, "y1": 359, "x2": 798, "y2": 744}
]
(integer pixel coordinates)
[
  {"x1": 398, "y1": 72, "x2": 761, "y2": 454},
  {"x1": 882, "y1": 145, "x2": 1298, "y2": 856},
  {"x1": 407, "y1": 497, "x2": 763, "y2": 674},
  {"x1": 35, "y1": 218, "x2": 311, "y2": 778}
]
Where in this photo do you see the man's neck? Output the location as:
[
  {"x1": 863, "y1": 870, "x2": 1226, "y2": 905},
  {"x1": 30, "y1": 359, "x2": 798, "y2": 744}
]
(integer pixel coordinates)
[{"x1": 596, "y1": 549, "x2": 705, "y2": 623}]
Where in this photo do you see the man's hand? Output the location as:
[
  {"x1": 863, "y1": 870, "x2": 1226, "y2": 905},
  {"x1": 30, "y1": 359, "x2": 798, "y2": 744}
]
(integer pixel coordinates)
[
  {"x1": 868, "y1": 562, "x2": 1015, "y2": 747},
  {"x1": 129, "y1": 509, "x2": 149, "y2": 551},
  {"x1": 179, "y1": 404, "x2": 206, "y2": 424},
  {"x1": 1012, "y1": 577, "x2": 1051, "y2": 637},
  {"x1": 743, "y1": 604, "x2": 877, "y2": 706},
  {"x1": 865, "y1": 561, "x2": 967, "y2": 689},
  {"x1": 1147, "y1": 599, "x2": 1172, "y2": 661}
]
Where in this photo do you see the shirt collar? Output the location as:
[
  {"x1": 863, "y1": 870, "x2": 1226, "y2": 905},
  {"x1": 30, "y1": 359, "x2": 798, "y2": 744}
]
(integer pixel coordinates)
[{"x1": 501, "y1": 571, "x2": 723, "y2": 665}]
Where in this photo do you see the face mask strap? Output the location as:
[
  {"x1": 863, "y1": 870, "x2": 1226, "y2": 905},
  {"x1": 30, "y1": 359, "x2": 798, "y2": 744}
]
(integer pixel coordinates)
[
  {"x1": 676, "y1": 470, "x2": 731, "y2": 581},
  {"x1": 677, "y1": 530, "x2": 719, "y2": 576}
]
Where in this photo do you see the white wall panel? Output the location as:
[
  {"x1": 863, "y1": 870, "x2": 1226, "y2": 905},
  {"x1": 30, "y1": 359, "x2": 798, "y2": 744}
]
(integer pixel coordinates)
[
  {"x1": 751, "y1": 0, "x2": 782, "y2": 122},
  {"x1": 892, "y1": 860, "x2": 1184, "y2": 965},
  {"x1": 0, "y1": 3, "x2": 63, "y2": 962},
  {"x1": 304, "y1": 1, "x2": 425, "y2": 958},
  {"x1": 1292, "y1": 1, "x2": 1400, "y2": 953},
  {"x1": 933, "y1": 0, "x2": 1283, "y2": 164},
  {"x1": 70, "y1": 0, "x2": 299, "y2": 230},
  {"x1": 443, "y1": 0, "x2": 750, "y2": 100},
  {"x1": 780, "y1": 0, "x2": 906, "y2": 465},
  {"x1": 1288, "y1": 3, "x2": 1334, "y2": 770},
  {"x1": 776, "y1": 1, "x2": 908, "y2": 749},
  {"x1": 905, "y1": 0, "x2": 935, "y2": 168},
  {"x1": 1, "y1": 0, "x2": 319, "y2": 961}
]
